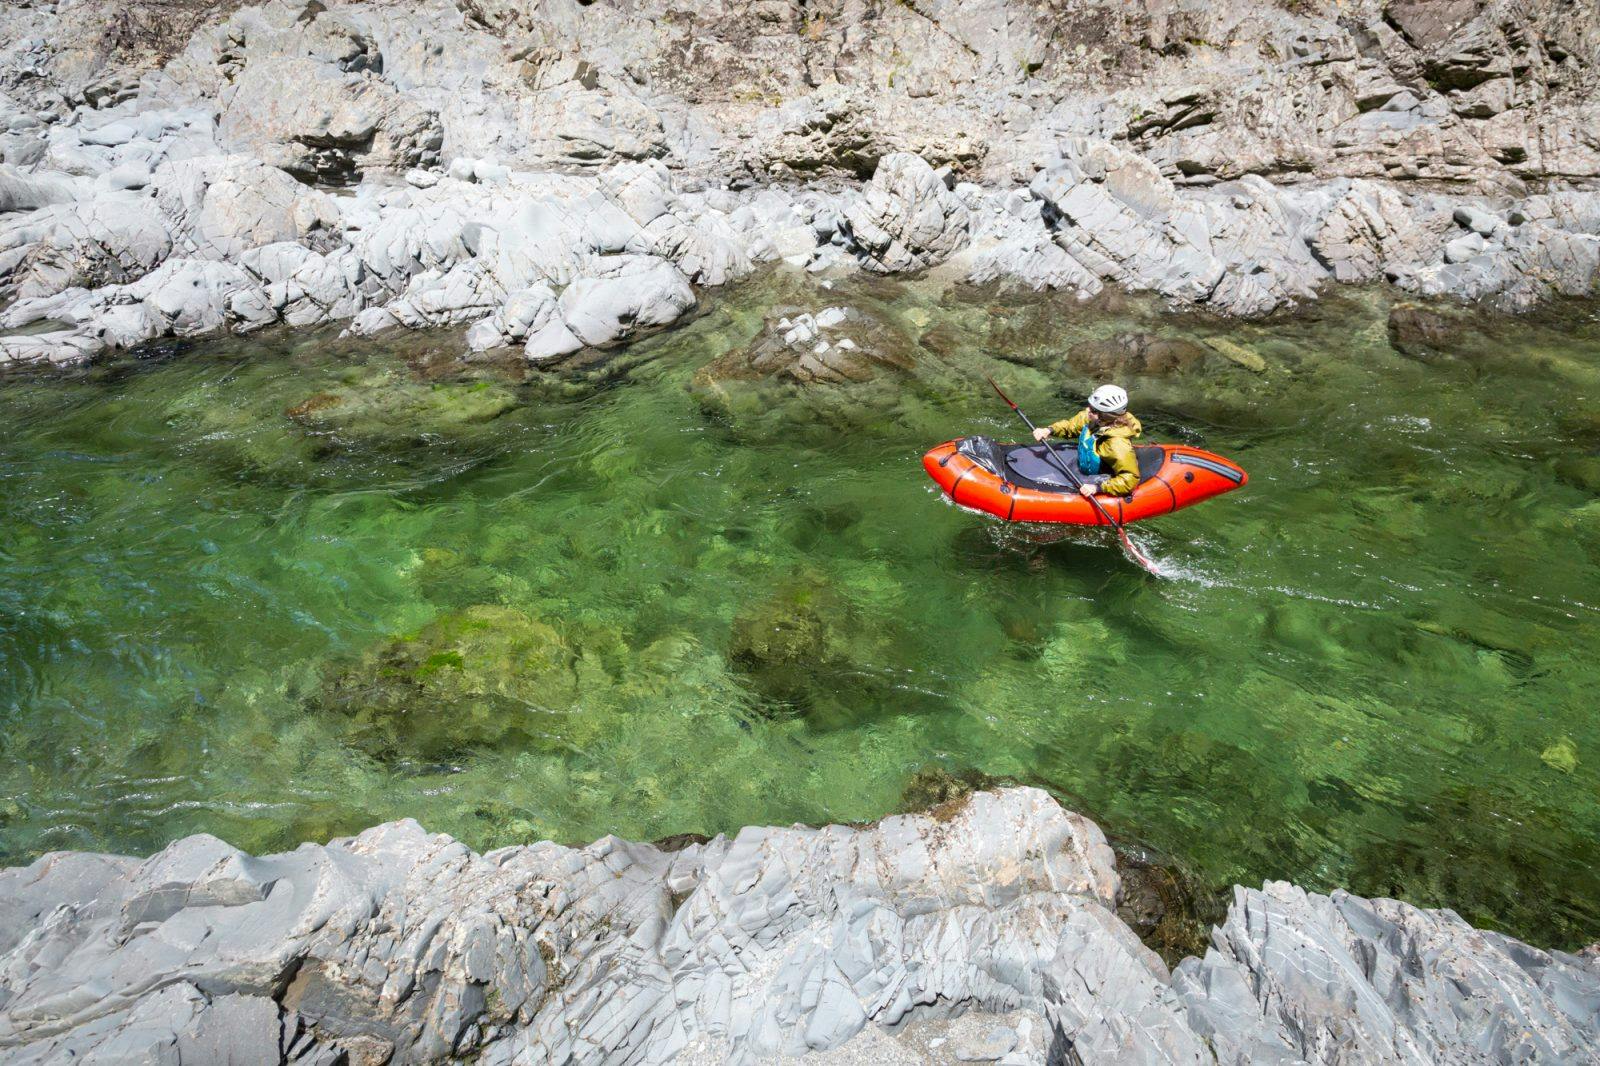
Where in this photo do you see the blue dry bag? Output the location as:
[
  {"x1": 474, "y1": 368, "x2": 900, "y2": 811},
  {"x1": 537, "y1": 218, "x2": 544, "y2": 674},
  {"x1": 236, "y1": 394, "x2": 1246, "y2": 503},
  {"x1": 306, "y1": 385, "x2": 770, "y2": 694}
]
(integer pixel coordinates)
[{"x1": 1077, "y1": 425, "x2": 1101, "y2": 476}]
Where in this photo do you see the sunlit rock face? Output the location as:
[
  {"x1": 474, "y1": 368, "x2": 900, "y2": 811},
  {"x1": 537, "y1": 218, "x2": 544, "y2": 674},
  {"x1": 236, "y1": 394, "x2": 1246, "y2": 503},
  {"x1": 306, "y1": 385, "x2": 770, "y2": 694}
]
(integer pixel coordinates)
[
  {"x1": 4, "y1": 0, "x2": 1600, "y2": 368},
  {"x1": 2, "y1": 788, "x2": 1597, "y2": 1064}
]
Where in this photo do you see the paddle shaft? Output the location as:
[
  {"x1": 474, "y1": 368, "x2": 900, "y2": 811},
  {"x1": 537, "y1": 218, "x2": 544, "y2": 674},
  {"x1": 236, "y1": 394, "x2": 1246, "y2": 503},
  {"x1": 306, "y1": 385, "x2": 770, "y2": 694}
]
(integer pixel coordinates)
[{"x1": 983, "y1": 377, "x2": 1160, "y2": 573}]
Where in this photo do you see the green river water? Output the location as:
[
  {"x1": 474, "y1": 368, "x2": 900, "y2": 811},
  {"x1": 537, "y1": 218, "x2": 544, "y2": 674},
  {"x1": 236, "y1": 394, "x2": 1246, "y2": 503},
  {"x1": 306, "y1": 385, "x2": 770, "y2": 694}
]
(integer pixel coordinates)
[{"x1": 2, "y1": 272, "x2": 1599, "y2": 948}]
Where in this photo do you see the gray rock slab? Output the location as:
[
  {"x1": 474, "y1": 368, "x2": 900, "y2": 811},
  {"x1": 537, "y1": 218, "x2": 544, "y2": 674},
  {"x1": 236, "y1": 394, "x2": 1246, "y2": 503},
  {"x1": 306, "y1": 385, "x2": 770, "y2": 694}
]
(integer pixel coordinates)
[{"x1": 4, "y1": 790, "x2": 1596, "y2": 1064}]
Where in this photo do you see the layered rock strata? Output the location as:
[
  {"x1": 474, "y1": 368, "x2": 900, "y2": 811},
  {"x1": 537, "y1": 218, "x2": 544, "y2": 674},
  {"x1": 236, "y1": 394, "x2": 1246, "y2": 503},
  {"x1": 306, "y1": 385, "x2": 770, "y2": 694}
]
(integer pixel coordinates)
[
  {"x1": 1, "y1": 788, "x2": 1596, "y2": 1064},
  {"x1": 3, "y1": 0, "x2": 1600, "y2": 368}
]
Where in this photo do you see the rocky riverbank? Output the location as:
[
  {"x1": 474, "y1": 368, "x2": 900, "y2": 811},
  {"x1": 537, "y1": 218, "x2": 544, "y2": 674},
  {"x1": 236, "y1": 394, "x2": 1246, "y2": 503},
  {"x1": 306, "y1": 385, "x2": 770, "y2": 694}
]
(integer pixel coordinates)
[
  {"x1": 3, "y1": 0, "x2": 1600, "y2": 370},
  {"x1": 1, "y1": 788, "x2": 1596, "y2": 1064},
  {"x1": 3, "y1": 3, "x2": 1600, "y2": 1062}
]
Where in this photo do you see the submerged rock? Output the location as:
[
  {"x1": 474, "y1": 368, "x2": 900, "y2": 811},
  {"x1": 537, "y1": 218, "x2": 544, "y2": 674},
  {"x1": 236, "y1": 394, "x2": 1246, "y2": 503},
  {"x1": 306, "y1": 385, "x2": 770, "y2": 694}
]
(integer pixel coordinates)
[
  {"x1": 726, "y1": 574, "x2": 873, "y2": 722},
  {"x1": 1554, "y1": 453, "x2": 1600, "y2": 494},
  {"x1": 686, "y1": 295, "x2": 937, "y2": 437},
  {"x1": 1200, "y1": 336, "x2": 1267, "y2": 373},
  {"x1": 1387, "y1": 302, "x2": 1468, "y2": 362},
  {"x1": 318, "y1": 604, "x2": 577, "y2": 761},
  {"x1": 1065, "y1": 332, "x2": 1208, "y2": 376},
  {"x1": 897, "y1": 765, "x2": 1005, "y2": 814},
  {"x1": 728, "y1": 594, "x2": 827, "y2": 702},
  {"x1": 1541, "y1": 737, "x2": 1579, "y2": 773},
  {"x1": 282, "y1": 367, "x2": 519, "y2": 443},
  {"x1": 1111, "y1": 845, "x2": 1216, "y2": 967}
]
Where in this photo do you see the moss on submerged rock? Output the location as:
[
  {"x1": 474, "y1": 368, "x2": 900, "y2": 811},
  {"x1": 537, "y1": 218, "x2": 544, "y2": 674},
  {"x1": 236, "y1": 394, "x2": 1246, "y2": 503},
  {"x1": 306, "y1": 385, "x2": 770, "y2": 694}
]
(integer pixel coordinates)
[
  {"x1": 319, "y1": 605, "x2": 579, "y2": 762},
  {"x1": 728, "y1": 579, "x2": 838, "y2": 705},
  {"x1": 1554, "y1": 453, "x2": 1600, "y2": 494},
  {"x1": 287, "y1": 376, "x2": 519, "y2": 438},
  {"x1": 727, "y1": 574, "x2": 882, "y2": 726},
  {"x1": 409, "y1": 547, "x2": 512, "y2": 605},
  {"x1": 897, "y1": 766, "x2": 1005, "y2": 815},
  {"x1": 1113, "y1": 844, "x2": 1218, "y2": 967}
]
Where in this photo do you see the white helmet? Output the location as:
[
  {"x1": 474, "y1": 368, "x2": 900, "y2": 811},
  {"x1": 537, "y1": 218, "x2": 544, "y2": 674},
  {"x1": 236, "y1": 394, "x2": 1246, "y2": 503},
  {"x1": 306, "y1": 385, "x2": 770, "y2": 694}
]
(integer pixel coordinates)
[{"x1": 1088, "y1": 384, "x2": 1128, "y2": 415}]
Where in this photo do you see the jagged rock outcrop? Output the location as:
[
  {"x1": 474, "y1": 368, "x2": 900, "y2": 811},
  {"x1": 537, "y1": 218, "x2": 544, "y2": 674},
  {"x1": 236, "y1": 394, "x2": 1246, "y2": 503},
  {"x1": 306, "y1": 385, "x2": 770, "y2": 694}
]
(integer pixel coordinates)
[
  {"x1": 842, "y1": 152, "x2": 969, "y2": 273},
  {"x1": 6, "y1": 136, "x2": 1600, "y2": 367},
  {"x1": 1, "y1": 789, "x2": 1595, "y2": 1064},
  {"x1": 2, "y1": 162, "x2": 751, "y2": 366},
  {"x1": 2, "y1": 0, "x2": 1600, "y2": 369},
  {"x1": 1307, "y1": 179, "x2": 1447, "y2": 283},
  {"x1": 6, "y1": 0, "x2": 1597, "y2": 189},
  {"x1": 150, "y1": 154, "x2": 342, "y2": 261},
  {"x1": 1174, "y1": 881, "x2": 1600, "y2": 1063}
]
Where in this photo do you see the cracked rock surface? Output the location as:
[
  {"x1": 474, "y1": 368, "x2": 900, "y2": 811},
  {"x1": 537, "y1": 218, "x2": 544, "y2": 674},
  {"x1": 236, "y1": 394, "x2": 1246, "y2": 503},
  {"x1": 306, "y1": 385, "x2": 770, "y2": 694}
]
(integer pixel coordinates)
[
  {"x1": 2, "y1": 0, "x2": 1600, "y2": 368},
  {"x1": 1, "y1": 788, "x2": 1596, "y2": 1064}
]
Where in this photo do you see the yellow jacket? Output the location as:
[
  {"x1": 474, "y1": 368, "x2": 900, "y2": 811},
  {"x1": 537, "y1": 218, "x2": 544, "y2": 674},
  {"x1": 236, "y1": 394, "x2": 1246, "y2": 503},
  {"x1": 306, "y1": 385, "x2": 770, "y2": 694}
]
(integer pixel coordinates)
[{"x1": 1047, "y1": 410, "x2": 1144, "y2": 496}]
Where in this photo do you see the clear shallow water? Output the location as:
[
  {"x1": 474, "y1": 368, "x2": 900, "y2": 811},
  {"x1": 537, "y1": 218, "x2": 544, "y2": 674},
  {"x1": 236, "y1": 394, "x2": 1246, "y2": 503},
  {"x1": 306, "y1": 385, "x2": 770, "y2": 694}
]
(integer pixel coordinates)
[{"x1": 2, "y1": 274, "x2": 1599, "y2": 947}]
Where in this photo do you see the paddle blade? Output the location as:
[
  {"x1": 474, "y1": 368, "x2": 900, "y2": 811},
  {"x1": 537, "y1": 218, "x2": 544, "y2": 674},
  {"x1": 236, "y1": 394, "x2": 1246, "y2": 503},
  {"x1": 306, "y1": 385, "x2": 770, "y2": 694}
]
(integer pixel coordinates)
[
  {"x1": 984, "y1": 375, "x2": 1021, "y2": 411},
  {"x1": 1115, "y1": 525, "x2": 1163, "y2": 575}
]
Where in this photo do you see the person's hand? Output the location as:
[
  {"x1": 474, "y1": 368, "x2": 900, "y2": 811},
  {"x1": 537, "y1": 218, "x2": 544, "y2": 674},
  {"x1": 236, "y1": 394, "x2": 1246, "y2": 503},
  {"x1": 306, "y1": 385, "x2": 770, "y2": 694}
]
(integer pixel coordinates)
[
  {"x1": 1032, "y1": 426, "x2": 1052, "y2": 443},
  {"x1": 1078, "y1": 483, "x2": 1097, "y2": 496}
]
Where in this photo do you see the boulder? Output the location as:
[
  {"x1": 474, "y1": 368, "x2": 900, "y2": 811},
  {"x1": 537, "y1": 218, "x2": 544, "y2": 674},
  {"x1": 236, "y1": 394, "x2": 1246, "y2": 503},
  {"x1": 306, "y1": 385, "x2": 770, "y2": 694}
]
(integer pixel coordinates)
[
  {"x1": 555, "y1": 254, "x2": 695, "y2": 349},
  {"x1": 464, "y1": 282, "x2": 561, "y2": 352},
  {"x1": 601, "y1": 161, "x2": 752, "y2": 285},
  {"x1": 0, "y1": 329, "x2": 104, "y2": 367},
  {"x1": 350, "y1": 259, "x2": 505, "y2": 333},
  {"x1": 1454, "y1": 203, "x2": 1503, "y2": 237},
  {"x1": 217, "y1": 52, "x2": 442, "y2": 182},
  {"x1": 843, "y1": 153, "x2": 970, "y2": 273},
  {"x1": 317, "y1": 604, "x2": 574, "y2": 761},
  {"x1": 151, "y1": 155, "x2": 341, "y2": 261},
  {"x1": 106, "y1": 161, "x2": 152, "y2": 191},
  {"x1": 0, "y1": 193, "x2": 173, "y2": 300},
  {"x1": 134, "y1": 257, "x2": 255, "y2": 336},
  {"x1": 446, "y1": 156, "x2": 510, "y2": 184},
  {"x1": 0, "y1": 165, "x2": 79, "y2": 213},
  {"x1": 1443, "y1": 231, "x2": 1488, "y2": 263},
  {"x1": 239, "y1": 242, "x2": 371, "y2": 328},
  {"x1": 1395, "y1": 221, "x2": 1600, "y2": 311}
]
